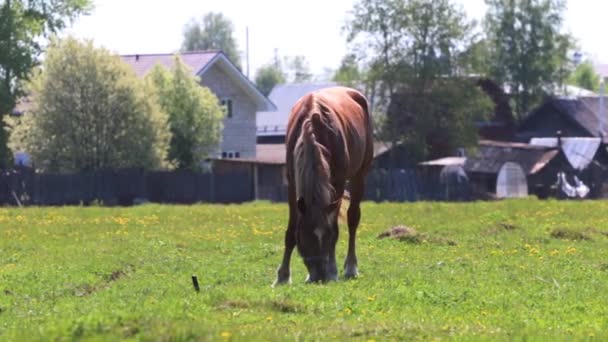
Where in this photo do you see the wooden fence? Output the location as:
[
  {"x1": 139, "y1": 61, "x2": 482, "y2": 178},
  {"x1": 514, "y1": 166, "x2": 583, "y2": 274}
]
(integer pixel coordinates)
[
  {"x1": 0, "y1": 167, "x2": 469, "y2": 206},
  {"x1": 0, "y1": 167, "x2": 253, "y2": 206}
]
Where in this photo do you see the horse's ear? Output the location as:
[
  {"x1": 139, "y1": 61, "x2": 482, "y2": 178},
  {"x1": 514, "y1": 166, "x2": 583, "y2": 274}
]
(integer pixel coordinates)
[{"x1": 297, "y1": 197, "x2": 306, "y2": 214}]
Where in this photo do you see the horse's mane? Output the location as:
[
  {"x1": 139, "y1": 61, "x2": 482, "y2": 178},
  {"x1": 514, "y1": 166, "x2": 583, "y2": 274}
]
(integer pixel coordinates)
[{"x1": 294, "y1": 97, "x2": 335, "y2": 213}]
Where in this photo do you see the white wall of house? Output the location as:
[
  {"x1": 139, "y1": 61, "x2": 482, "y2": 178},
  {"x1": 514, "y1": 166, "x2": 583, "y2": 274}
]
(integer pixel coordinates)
[{"x1": 201, "y1": 64, "x2": 257, "y2": 158}]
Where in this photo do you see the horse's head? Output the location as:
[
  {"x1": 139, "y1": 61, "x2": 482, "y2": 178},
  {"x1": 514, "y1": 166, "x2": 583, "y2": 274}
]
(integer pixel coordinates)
[{"x1": 296, "y1": 196, "x2": 341, "y2": 282}]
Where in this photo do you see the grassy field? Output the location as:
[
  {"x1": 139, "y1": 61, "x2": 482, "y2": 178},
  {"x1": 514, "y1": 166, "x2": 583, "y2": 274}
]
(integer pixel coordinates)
[{"x1": 1, "y1": 199, "x2": 607, "y2": 341}]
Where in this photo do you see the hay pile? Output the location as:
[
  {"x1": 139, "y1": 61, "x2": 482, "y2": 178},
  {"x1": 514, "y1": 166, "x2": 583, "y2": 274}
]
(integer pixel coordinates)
[{"x1": 377, "y1": 225, "x2": 420, "y2": 243}]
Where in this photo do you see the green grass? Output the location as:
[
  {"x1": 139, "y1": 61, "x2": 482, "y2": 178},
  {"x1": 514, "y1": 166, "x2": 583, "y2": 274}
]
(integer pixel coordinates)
[{"x1": 1, "y1": 199, "x2": 608, "y2": 340}]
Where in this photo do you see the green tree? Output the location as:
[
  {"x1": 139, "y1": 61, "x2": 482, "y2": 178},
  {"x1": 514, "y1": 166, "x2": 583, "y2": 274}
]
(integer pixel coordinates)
[
  {"x1": 284, "y1": 55, "x2": 312, "y2": 83},
  {"x1": 181, "y1": 12, "x2": 241, "y2": 70},
  {"x1": 345, "y1": 0, "x2": 406, "y2": 97},
  {"x1": 485, "y1": 0, "x2": 573, "y2": 119},
  {"x1": 346, "y1": 0, "x2": 486, "y2": 160},
  {"x1": 254, "y1": 63, "x2": 285, "y2": 96},
  {"x1": 333, "y1": 54, "x2": 362, "y2": 87},
  {"x1": 568, "y1": 61, "x2": 600, "y2": 92},
  {"x1": 387, "y1": 79, "x2": 492, "y2": 159},
  {"x1": 0, "y1": 0, "x2": 92, "y2": 168},
  {"x1": 6, "y1": 37, "x2": 170, "y2": 172},
  {"x1": 146, "y1": 57, "x2": 225, "y2": 170}
]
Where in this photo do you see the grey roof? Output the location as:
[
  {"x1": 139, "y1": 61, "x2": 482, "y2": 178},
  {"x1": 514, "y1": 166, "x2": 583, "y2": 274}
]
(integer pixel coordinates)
[
  {"x1": 530, "y1": 137, "x2": 601, "y2": 171},
  {"x1": 523, "y1": 97, "x2": 608, "y2": 141},
  {"x1": 256, "y1": 82, "x2": 339, "y2": 136},
  {"x1": 464, "y1": 140, "x2": 559, "y2": 175},
  {"x1": 121, "y1": 51, "x2": 220, "y2": 77},
  {"x1": 419, "y1": 157, "x2": 466, "y2": 167},
  {"x1": 121, "y1": 51, "x2": 275, "y2": 112}
]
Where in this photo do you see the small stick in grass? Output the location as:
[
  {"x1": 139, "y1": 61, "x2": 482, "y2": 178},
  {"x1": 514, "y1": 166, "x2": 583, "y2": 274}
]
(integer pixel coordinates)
[{"x1": 191, "y1": 275, "x2": 200, "y2": 292}]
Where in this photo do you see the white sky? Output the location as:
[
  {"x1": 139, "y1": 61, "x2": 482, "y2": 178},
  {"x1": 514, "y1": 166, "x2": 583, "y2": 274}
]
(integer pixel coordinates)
[{"x1": 64, "y1": 0, "x2": 608, "y2": 79}]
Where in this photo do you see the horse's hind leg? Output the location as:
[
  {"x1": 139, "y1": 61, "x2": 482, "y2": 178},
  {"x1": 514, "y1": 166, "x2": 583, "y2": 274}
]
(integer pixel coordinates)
[
  {"x1": 274, "y1": 192, "x2": 296, "y2": 286},
  {"x1": 344, "y1": 174, "x2": 365, "y2": 279}
]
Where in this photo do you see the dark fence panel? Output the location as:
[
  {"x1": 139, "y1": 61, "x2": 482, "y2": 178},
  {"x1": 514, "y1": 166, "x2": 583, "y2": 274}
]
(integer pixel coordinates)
[
  {"x1": 147, "y1": 170, "x2": 212, "y2": 204},
  {"x1": 364, "y1": 168, "x2": 470, "y2": 202},
  {"x1": 0, "y1": 167, "x2": 254, "y2": 206},
  {"x1": 214, "y1": 171, "x2": 254, "y2": 203},
  {"x1": 0, "y1": 167, "x2": 472, "y2": 206}
]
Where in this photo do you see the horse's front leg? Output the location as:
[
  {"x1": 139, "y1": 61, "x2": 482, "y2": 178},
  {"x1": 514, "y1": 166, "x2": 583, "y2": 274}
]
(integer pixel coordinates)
[
  {"x1": 274, "y1": 200, "x2": 296, "y2": 286},
  {"x1": 327, "y1": 219, "x2": 339, "y2": 281}
]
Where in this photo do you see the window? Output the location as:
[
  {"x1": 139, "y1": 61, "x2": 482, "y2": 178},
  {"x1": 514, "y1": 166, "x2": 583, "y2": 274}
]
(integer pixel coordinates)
[
  {"x1": 221, "y1": 151, "x2": 239, "y2": 159},
  {"x1": 221, "y1": 99, "x2": 233, "y2": 118}
]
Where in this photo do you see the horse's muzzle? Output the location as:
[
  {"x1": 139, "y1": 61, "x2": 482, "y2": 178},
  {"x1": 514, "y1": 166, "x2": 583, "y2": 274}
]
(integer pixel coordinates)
[{"x1": 303, "y1": 256, "x2": 330, "y2": 283}]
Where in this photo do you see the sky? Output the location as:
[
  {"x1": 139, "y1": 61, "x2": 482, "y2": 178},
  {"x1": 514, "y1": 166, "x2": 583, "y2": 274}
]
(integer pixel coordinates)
[{"x1": 64, "y1": 0, "x2": 608, "y2": 79}]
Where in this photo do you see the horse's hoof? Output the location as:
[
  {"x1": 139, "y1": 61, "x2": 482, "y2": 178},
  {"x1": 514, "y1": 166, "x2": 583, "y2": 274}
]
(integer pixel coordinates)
[
  {"x1": 344, "y1": 266, "x2": 359, "y2": 279},
  {"x1": 272, "y1": 277, "x2": 290, "y2": 288},
  {"x1": 272, "y1": 272, "x2": 291, "y2": 287}
]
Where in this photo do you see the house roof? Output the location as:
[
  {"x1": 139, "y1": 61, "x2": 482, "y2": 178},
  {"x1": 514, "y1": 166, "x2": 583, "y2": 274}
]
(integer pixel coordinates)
[
  {"x1": 464, "y1": 140, "x2": 559, "y2": 175},
  {"x1": 212, "y1": 142, "x2": 392, "y2": 166},
  {"x1": 521, "y1": 97, "x2": 608, "y2": 142},
  {"x1": 256, "y1": 82, "x2": 339, "y2": 136},
  {"x1": 529, "y1": 137, "x2": 601, "y2": 171},
  {"x1": 121, "y1": 51, "x2": 276, "y2": 112},
  {"x1": 121, "y1": 50, "x2": 220, "y2": 77},
  {"x1": 419, "y1": 157, "x2": 466, "y2": 167}
]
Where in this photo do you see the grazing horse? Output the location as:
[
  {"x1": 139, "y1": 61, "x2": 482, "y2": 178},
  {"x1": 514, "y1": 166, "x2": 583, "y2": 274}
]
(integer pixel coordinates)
[{"x1": 274, "y1": 86, "x2": 374, "y2": 284}]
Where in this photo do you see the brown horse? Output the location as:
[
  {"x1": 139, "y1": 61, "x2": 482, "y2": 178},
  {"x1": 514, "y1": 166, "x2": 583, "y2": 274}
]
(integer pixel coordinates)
[{"x1": 274, "y1": 86, "x2": 374, "y2": 284}]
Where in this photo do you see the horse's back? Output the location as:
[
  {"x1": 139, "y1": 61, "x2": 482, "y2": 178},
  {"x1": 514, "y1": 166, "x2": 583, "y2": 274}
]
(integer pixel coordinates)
[
  {"x1": 316, "y1": 87, "x2": 374, "y2": 175},
  {"x1": 286, "y1": 86, "x2": 373, "y2": 176}
]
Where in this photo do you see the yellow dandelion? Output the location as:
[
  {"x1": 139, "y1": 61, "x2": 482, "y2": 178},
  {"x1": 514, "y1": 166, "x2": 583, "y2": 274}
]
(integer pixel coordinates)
[
  {"x1": 221, "y1": 331, "x2": 232, "y2": 338},
  {"x1": 549, "y1": 249, "x2": 559, "y2": 256},
  {"x1": 566, "y1": 246, "x2": 577, "y2": 255},
  {"x1": 266, "y1": 316, "x2": 273, "y2": 321}
]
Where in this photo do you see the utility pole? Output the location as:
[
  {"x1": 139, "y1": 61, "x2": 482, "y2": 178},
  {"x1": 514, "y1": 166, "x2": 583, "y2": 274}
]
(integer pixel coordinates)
[{"x1": 246, "y1": 26, "x2": 250, "y2": 78}]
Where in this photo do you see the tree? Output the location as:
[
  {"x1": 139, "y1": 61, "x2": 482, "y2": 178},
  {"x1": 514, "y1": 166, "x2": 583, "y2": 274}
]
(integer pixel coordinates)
[
  {"x1": 147, "y1": 57, "x2": 225, "y2": 170},
  {"x1": 0, "y1": 0, "x2": 92, "y2": 168},
  {"x1": 568, "y1": 61, "x2": 600, "y2": 92},
  {"x1": 484, "y1": 0, "x2": 573, "y2": 119},
  {"x1": 333, "y1": 54, "x2": 362, "y2": 87},
  {"x1": 6, "y1": 37, "x2": 171, "y2": 172},
  {"x1": 387, "y1": 79, "x2": 492, "y2": 159},
  {"x1": 283, "y1": 55, "x2": 312, "y2": 83},
  {"x1": 254, "y1": 63, "x2": 285, "y2": 96},
  {"x1": 181, "y1": 12, "x2": 241, "y2": 70},
  {"x1": 346, "y1": 0, "x2": 486, "y2": 160}
]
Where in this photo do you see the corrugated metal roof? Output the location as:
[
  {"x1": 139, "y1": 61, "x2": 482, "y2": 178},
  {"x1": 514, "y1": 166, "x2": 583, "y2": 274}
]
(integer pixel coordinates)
[
  {"x1": 529, "y1": 137, "x2": 601, "y2": 170},
  {"x1": 465, "y1": 140, "x2": 558, "y2": 175},
  {"x1": 419, "y1": 157, "x2": 466, "y2": 167},
  {"x1": 524, "y1": 97, "x2": 608, "y2": 142},
  {"x1": 256, "y1": 82, "x2": 339, "y2": 135}
]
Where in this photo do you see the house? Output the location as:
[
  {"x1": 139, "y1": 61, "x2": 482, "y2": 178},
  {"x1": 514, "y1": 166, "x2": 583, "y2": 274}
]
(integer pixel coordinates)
[
  {"x1": 256, "y1": 81, "x2": 339, "y2": 144},
  {"x1": 463, "y1": 139, "x2": 606, "y2": 199},
  {"x1": 121, "y1": 50, "x2": 276, "y2": 159},
  {"x1": 517, "y1": 96, "x2": 608, "y2": 143}
]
